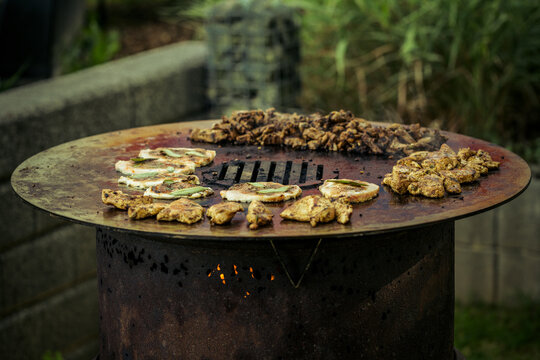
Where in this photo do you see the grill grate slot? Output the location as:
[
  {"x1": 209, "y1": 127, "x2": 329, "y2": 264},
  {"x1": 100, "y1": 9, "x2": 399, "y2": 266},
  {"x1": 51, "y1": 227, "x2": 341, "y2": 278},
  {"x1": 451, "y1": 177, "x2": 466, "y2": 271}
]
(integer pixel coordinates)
[
  {"x1": 202, "y1": 160, "x2": 326, "y2": 189},
  {"x1": 250, "y1": 161, "x2": 261, "y2": 182},
  {"x1": 266, "y1": 161, "x2": 277, "y2": 182},
  {"x1": 316, "y1": 164, "x2": 324, "y2": 180},
  {"x1": 298, "y1": 161, "x2": 308, "y2": 183},
  {"x1": 218, "y1": 163, "x2": 228, "y2": 180},
  {"x1": 233, "y1": 162, "x2": 245, "y2": 183},
  {"x1": 282, "y1": 161, "x2": 293, "y2": 185}
]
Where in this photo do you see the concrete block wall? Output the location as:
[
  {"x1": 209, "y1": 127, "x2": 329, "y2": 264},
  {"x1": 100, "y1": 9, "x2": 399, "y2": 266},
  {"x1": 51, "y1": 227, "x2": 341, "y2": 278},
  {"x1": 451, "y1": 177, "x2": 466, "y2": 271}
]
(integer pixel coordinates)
[
  {"x1": 455, "y1": 169, "x2": 540, "y2": 304},
  {"x1": 0, "y1": 41, "x2": 207, "y2": 360}
]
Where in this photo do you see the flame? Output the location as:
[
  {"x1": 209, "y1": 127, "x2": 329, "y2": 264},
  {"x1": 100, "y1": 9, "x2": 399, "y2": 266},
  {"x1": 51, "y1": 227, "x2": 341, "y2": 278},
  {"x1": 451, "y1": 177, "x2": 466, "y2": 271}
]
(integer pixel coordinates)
[
  {"x1": 250, "y1": 267, "x2": 255, "y2": 279},
  {"x1": 270, "y1": 275, "x2": 275, "y2": 281},
  {"x1": 233, "y1": 264, "x2": 238, "y2": 275},
  {"x1": 217, "y1": 264, "x2": 221, "y2": 271}
]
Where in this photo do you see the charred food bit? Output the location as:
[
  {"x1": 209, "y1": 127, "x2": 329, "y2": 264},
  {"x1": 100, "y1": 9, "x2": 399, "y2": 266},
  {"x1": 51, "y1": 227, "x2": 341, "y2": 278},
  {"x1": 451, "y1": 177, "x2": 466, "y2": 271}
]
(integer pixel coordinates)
[
  {"x1": 246, "y1": 200, "x2": 273, "y2": 230},
  {"x1": 207, "y1": 202, "x2": 245, "y2": 225},
  {"x1": 156, "y1": 198, "x2": 205, "y2": 224},
  {"x1": 101, "y1": 189, "x2": 153, "y2": 210},
  {"x1": 189, "y1": 108, "x2": 447, "y2": 157},
  {"x1": 128, "y1": 203, "x2": 168, "y2": 219},
  {"x1": 319, "y1": 179, "x2": 379, "y2": 203},
  {"x1": 280, "y1": 195, "x2": 336, "y2": 227}
]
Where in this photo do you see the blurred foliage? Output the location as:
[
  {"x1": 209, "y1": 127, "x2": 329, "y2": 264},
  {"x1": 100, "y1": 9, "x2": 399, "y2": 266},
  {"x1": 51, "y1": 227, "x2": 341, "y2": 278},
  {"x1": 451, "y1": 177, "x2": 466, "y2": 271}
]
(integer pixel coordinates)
[
  {"x1": 42, "y1": 350, "x2": 63, "y2": 360},
  {"x1": 455, "y1": 300, "x2": 540, "y2": 360},
  {"x1": 60, "y1": 13, "x2": 120, "y2": 74},
  {"x1": 181, "y1": 0, "x2": 540, "y2": 162}
]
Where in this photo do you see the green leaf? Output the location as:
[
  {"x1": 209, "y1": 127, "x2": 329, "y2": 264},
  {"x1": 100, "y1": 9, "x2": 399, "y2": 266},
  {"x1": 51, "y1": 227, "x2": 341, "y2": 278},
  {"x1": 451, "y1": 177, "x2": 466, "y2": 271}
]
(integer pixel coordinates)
[
  {"x1": 130, "y1": 172, "x2": 159, "y2": 179},
  {"x1": 257, "y1": 186, "x2": 290, "y2": 194},
  {"x1": 162, "y1": 179, "x2": 176, "y2": 185},
  {"x1": 162, "y1": 149, "x2": 183, "y2": 158},
  {"x1": 185, "y1": 150, "x2": 207, "y2": 157},
  {"x1": 169, "y1": 186, "x2": 210, "y2": 197},
  {"x1": 326, "y1": 179, "x2": 367, "y2": 187},
  {"x1": 166, "y1": 166, "x2": 175, "y2": 172},
  {"x1": 248, "y1": 182, "x2": 266, "y2": 187}
]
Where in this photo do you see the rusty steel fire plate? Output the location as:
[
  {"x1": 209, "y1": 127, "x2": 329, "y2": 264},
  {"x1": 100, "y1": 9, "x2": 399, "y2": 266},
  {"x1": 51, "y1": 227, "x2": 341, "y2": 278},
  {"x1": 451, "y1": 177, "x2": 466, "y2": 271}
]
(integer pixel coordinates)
[{"x1": 11, "y1": 120, "x2": 531, "y2": 241}]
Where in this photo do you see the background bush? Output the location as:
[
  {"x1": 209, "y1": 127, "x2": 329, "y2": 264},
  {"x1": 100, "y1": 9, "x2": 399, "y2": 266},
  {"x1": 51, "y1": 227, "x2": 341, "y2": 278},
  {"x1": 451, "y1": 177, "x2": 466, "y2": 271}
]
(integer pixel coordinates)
[{"x1": 179, "y1": 0, "x2": 540, "y2": 161}]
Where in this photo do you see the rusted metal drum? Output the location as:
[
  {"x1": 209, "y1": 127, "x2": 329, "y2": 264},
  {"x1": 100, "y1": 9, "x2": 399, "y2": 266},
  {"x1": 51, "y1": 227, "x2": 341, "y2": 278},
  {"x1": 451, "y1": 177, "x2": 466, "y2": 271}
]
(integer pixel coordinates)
[
  {"x1": 97, "y1": 222, "x2": 454, "y2": 360},
  {"x1": 11, "y1": 120, "x2": 530, "y2": 360}
]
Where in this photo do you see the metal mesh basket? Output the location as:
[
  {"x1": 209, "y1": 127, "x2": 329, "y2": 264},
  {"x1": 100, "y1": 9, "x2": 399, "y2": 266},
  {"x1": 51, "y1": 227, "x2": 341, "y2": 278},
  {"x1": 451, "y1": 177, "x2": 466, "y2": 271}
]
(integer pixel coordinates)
[{"x1": 205, "y1": 0, "x2": 300, "y2": 113}]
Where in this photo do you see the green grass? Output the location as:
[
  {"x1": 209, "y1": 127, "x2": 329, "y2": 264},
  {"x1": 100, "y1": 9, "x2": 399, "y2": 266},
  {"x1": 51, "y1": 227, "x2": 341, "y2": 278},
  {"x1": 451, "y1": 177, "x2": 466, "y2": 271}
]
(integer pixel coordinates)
[{"x1": 454, "y1": 301, "x2": 540, "y2": 360}]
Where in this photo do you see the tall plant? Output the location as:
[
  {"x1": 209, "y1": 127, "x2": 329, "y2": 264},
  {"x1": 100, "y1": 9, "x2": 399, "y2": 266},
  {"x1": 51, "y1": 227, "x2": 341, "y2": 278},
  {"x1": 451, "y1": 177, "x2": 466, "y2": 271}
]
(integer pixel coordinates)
[{"x1": 180, "y1": 0, "x2": 540, "y2": 148}]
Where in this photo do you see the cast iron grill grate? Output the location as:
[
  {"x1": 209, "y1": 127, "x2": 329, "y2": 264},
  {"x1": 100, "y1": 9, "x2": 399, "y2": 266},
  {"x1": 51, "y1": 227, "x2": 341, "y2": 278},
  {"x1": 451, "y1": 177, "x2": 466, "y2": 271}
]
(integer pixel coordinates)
[{"x1": 201, "y1": 160, "x2": 336, "y2": 189}]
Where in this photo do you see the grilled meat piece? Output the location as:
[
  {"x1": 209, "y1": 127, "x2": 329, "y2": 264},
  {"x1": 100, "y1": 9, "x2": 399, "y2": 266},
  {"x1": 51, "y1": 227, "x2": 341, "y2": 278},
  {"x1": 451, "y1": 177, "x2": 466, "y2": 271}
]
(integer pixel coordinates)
[
  {"x1": 138, "y1": 147, "x2": 216, "y2": 167},
  {"x1": 207, "y1": 202, "x2": 245, "y2": 225},
  {"x1": 280, "y1": 195, "x2": 336, "y2": 227},
  {"x1": 115, "y1": 158, "x2": 196, "y2": 176},
  {"x1": 102, "y1": 189, "x2": 153, "y2": 210},
  {"x1": 156, "y1": 198, "x2": 205, "y2": 224},
  {"x1": 220, "y1": 182, "x2": 302, "y2": 203},
  {"x1": 128, "y1": 203, "x2": 168, "y2": 219},
  {"x1": 190, "y1": 108, "x2": 447, "y2": 157},
  {"x1": 407, "y1": 174, "x2": 445, "y2": 198},
  {"x1": 319, "y1": 179, "x2": 379, "y2": 203},
  {"x1": 384, "y1": 144, "x2": 499, "y2": 198},
  {"x1": 144, "y1": 182, "x2": 213, "y2": 200},
  {"x1": 118, "y1": 173, "x2": 199, "y2": 190},
  {"x1": 333, "y1": 199, "x2": 353, "y2": 224},
  {"x1": 246, "y1": 200, "x2": 273, "y2": 230}
]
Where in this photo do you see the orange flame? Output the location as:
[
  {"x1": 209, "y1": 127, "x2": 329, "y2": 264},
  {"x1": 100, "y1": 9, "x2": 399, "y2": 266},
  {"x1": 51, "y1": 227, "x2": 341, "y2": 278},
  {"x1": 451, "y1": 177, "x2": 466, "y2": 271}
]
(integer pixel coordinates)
[{"x1": 270, "y1": 275, "x2": 275, "y2": 281}]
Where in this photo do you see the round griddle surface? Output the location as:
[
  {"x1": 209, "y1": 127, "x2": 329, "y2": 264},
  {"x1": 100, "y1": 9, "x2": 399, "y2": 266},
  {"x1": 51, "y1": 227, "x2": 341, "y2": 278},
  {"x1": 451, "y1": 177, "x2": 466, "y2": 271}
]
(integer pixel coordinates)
[{"x1": 11, "y1": 120, "x2": 531, "y2": 241}]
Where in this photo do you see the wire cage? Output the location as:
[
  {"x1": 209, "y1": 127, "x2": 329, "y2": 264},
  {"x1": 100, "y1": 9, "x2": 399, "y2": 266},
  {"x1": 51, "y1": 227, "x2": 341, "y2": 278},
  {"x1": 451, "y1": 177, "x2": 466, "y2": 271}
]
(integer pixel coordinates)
[{"x1": 205, "y1": 0, "x2": 301, "y2": 114}]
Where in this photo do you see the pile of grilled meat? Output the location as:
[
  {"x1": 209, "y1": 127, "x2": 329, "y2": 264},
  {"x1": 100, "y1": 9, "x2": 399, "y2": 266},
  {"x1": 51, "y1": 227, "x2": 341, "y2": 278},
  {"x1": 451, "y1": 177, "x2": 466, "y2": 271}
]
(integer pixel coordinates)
[
  {"x1": 190, "y1": 109, "x2": 447, "y2": 157},
  {"x1": 383, "y1": 144, "x2": 500, "y2": 198}
]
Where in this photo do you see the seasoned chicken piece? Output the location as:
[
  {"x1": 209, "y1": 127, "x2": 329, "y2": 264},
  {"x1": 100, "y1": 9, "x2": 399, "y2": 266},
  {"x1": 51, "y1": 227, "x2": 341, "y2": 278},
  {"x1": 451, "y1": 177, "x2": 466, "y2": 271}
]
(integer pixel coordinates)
[
  {"x1": 118, "y1": 173, "x2": 199, "y2": 190},
  {"x1": 333, "y1": 199, "x2": 353, "y2": 224},
  {"x1": 421, "y1": 144, "x2": 459, "y2": 171},
  {"x1": 407, "y1": 174, "x2": 445, "y2": 198},
  {"x1": 280, "y1": 195, "x2": 336, "y2": 227},
  {"x1": 144, "y1": 182, "x2": 213, "y2": 200},
  {"x1": 442, "y1": 176, "x2": 462, "y2": 194},
  {"x1": 458, "y1": 148, "x2": 500, "y2": 171},
  {"x1": 101, "y1": 189, "x2": 153, "y2": 210},
  {"x1": 319, "y1": 179, "x2": 379, "y2": 203},
  {"x1": 220, "y1": 182, "x2": 302, "y2": 203},
  {"x1": 115, "y1": 158, "x2": 196, "y2": 176},
  {"x1": 138, "y1": 147, "x2": 216, "y2": 167},
  {"x1": 190, "y1": 128, "x2": 229, "y2": 143},
  {"x1": 207, "y1": 202, "x2": 245, "y2": 225},
  {"x1": 156, "y1": 198, "x2": 205, "y2": 224},
  {"x1": 382, "y1": 164, "x2": 415, "y2": 194},
  {"x1": 128, "y1": 203, "x2": 168, "y2": 219},
  {"x1": 246, "y1": 200, "x2": 273, "y2": 230},
  {"x1": 439, "y1": 168, "x2": 479, "y2": 184}
]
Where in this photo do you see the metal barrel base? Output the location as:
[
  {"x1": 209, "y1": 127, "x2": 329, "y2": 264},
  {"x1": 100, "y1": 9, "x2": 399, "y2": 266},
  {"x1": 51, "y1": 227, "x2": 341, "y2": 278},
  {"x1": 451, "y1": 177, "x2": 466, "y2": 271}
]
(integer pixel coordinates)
[{"x1": 96, "y1": 222, "x2": 455, "y2": 360}]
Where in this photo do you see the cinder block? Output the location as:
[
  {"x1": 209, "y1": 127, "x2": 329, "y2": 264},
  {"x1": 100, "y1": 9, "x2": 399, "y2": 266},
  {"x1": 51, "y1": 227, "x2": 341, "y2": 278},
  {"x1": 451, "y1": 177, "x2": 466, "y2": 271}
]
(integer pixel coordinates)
[
  {"x1": 497, "y1": 249, "x2": 540, "y2": 304},
  {"x1": 0, "y1": 279, "x2": 98, "y2": 360},
  {"x1": 455, "y1": 245, "x2": 496, "y2": 303},
  {"x1": 497, "y1": 177, "x2": 540, "y2": 252},
  {"x1": 0, "y1": 182, "x2": 66, "y2": 250},
  {"x1": 455, "y1": 210, "x2": 496, "y2": 247},
  {"x1": 0, "y1": 224, "x2": 95, "y2": 311},
  {"x1": 0, "y1": 41, "x2": 208, "y2": 178}
]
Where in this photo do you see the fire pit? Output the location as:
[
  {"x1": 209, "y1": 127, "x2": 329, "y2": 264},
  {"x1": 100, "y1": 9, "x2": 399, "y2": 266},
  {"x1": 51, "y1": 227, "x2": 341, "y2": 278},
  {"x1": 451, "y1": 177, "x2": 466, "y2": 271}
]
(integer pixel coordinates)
[{"x1": 11, "y1": 120, "x2": 530, "y2": 359}]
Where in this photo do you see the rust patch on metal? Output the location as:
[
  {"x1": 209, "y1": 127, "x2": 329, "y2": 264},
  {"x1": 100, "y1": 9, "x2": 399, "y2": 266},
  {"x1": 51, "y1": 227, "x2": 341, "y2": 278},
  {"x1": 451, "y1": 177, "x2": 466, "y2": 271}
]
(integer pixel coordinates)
[{"x1": 11, "y1": 120, "x2": 531, "y2": 241}]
